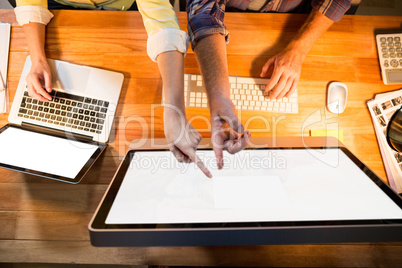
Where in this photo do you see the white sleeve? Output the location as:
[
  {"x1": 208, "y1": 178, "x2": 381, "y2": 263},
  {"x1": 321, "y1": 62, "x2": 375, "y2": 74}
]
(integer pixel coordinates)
[
  {"x1": 147, "y1": 28, "x2": 190, "y2": 62},
  {"x1": 14, "y1": 5, "x2": 54, "y2": 26}
]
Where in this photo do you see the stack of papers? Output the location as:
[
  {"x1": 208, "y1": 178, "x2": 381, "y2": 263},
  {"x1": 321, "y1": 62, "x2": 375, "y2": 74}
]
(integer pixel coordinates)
[
  {"x1": 367, "y1": 89, "x2": 402, "y2": 194},
  {"x1": 0, "y1": 22, "x2": 11, "y2": 114}
]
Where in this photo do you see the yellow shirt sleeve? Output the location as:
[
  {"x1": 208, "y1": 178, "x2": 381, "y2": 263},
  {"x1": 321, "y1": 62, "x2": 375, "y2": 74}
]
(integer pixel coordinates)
[
  {"x1": 14, "y1": 0, "x2": 53, "y2": 26},
  {"x1": 136, "y1": 0, "x2": 180, "y2": 36},
  {"x1": 16, "y1": 0, "x2": 48, "y2": 8}
]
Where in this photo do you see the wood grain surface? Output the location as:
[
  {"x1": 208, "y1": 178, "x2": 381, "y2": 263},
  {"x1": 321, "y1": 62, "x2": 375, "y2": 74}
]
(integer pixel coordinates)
[{"x1": 0, "y1": 9, "x2": 401, "y2": 267}]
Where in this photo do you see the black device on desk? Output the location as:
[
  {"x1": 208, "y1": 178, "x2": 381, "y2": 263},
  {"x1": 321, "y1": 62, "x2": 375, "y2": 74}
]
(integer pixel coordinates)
[{"x1": 89, "y1": 146, "x2": 402, "y2": 247}]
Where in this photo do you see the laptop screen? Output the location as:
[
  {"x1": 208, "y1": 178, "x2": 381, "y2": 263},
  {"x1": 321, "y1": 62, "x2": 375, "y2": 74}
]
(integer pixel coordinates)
[
  {"x1": 0, "y1": 125, "x2": 101, "y2": 182},
  {"x1": 105, "y1": 148, "x2": 402, "y2": 225}
]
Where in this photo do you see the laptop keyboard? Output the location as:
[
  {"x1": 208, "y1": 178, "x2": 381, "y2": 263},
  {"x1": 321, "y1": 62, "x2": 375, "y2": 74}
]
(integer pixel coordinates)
[
  {"x1": 177, "y1": 74, "x2": 298, "y2": 114},
  {"x1": 17, "y1": 91, "x2": 109, "y2": 135}
]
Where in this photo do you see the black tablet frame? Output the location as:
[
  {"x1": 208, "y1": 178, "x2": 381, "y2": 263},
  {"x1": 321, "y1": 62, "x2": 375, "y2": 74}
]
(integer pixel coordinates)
[
  {"x1": 89, "y1": 147, "x2": 402, "y2": 247},
  {"x1": 0, "y1": 124, "x2": 106, "y2": 184}
]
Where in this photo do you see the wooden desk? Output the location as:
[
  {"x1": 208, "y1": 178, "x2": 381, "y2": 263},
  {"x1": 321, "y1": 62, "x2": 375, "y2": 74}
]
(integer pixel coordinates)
[{"x1": 0, "y1": 10, "x2": 401, "y2": 267}]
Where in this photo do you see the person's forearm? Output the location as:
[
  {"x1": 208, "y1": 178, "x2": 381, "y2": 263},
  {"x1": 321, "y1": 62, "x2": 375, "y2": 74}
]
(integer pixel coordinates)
[
  {"x1": 194, "y1": 34, "x2": 230, "y2": 107},
  {"x1": 157, "y1": 50, "x2": 185, "y2": 111},
  {"x1": 22, "y1": 22, "x2": 47, "y2": 63},
  {"x1": 285, "y1": 8, "x2": 334, "y2": 59}
]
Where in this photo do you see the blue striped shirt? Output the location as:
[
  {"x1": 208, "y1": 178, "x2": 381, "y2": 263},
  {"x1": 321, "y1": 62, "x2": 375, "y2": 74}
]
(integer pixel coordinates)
[{"x1": 187, "y1": 0, "x2": 351, "y2": 49}]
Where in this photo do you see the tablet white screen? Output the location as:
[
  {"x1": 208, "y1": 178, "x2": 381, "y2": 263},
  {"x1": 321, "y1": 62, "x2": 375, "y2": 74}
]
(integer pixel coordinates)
[
  {"x1": 106, "y1": 149, "x2": 402, "y2": 224},
  {"x1": 0, "y1": 127, "x2": 98, "y2": 178}
]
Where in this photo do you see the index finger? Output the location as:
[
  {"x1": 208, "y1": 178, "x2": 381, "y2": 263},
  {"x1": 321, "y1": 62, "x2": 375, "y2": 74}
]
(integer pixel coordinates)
[
  {"x1": 212, "y1": 131, "x2": 225, "y2": 170},
  {"x1": 182, "y1": 146, "x2": 212, "y2": 178},
  {"x1": 266, "y1": 66, "x2": 283, "y2": 92},
  {"x1": 31, "y1": 78, "x2": 52, "y2": 101}
]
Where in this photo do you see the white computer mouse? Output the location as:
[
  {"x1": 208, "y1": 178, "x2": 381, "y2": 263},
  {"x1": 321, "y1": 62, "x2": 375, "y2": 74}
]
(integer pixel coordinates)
[{"x1": 327, "y1": 82, "x2": 348, "y2": 114}]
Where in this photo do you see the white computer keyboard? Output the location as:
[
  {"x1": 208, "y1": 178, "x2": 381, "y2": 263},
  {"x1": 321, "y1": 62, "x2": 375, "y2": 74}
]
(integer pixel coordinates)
[
  {"x1": 176, "y1": 74, "x2": 298, "y2": 114},
  {"x1": 375, "y1": 33, "x2": 402, "y2": 85}
]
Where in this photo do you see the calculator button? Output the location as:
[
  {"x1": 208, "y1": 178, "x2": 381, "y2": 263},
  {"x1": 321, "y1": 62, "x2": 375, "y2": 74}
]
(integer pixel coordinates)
[
  {"x1": 387, "y1": 37, "x2": 393, "y2": 42},
  {"x1": 389, "y1": 48, "x2": 395, "y2": 53},
  {"x1": 390, "y1": 53, "x2": 396, "y2": 58},
  {"x1": 383, "y1": 53, "x2": 389, "y2": 58},
  {"x1": 397, "y1": 48, "x2": 402, "y2": 53},
  {"x1": 384, "y1": 60, "x2": 389, "y2": 67},
  {"x1": 382, "y1": 48, "x2": 388, "y2": 53},
  {"x1": 388, "y1": 43, "x2": 394, "y2": 48},
  {"x1": 381, "y1": 42, "x2": 387, "y2": 48},
  {"x1": 396, "y1": 42, "x2": 401, "y2": 47},
  {"x1": 395, "y1": 37, "x2": 401, "y2": 42},
  {"x1": 398, "y1": 53, "x2": 402, "y2": 58},
  {"x1": 380, "y1": 37, "x2": 386, "y2": 42},
  {"x1": 390, "y1": 59, "x2": 399, "y2": 68}
]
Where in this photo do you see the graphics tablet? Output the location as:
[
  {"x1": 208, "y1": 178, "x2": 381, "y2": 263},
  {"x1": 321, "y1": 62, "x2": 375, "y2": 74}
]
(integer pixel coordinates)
[{"x1": 89, "y1": 146, "x2": 402, "y2": 246}]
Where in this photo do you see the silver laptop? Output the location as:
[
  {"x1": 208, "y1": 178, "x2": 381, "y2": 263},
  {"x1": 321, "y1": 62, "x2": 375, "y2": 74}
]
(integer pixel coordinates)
[{"x1": 0, "y1": 56, "x2": 124, "y2": 183}]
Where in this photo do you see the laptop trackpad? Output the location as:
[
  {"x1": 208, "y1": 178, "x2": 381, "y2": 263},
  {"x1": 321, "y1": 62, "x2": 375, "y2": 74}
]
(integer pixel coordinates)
[{"x1": 54, "y1": 62, "x2": 90, "y2": 92}]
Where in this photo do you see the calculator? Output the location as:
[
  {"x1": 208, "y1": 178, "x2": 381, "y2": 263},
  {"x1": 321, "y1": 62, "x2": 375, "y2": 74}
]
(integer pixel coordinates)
[{"x1": 375, "y1": 33, "x2": 402, "y2": 85}]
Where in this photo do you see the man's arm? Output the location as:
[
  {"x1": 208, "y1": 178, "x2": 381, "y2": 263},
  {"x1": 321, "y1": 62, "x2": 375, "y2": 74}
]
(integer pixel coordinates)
[
  {"x1": 194, "y1": 34, "x2": 250, "y2": 169},
  {"x1": 187, "y1": 0, "x2": 250, "y2": 169},
  {"x1": 260, "y1": 8, "x2": 335, "y2": 99}
]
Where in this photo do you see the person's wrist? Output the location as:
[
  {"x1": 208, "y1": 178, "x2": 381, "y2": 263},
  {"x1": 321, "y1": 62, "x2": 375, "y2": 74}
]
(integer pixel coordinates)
[
  {"x1": 209, "y1": 93, "x2": 233, "y2": 114},
  {"x1": 163, "y1": 102, "x2": 186, "y2": 123},
  {"x1": 30, "y1": 56, "x2": 48, "y2": 68},
  {"x1": 284, "y1": 40, "x2": 309, "y2": 61}
]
